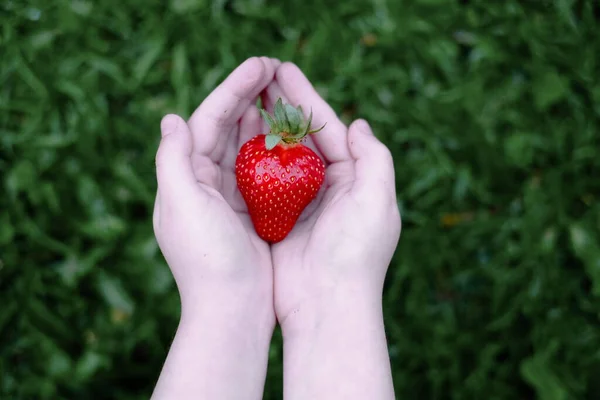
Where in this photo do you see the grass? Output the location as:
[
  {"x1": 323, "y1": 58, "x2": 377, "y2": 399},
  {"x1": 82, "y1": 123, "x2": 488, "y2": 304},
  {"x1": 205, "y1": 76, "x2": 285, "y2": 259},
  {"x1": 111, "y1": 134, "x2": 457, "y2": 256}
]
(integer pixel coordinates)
[{"x1": 1, "y1": 0, "x2": 600, "y2": 398}]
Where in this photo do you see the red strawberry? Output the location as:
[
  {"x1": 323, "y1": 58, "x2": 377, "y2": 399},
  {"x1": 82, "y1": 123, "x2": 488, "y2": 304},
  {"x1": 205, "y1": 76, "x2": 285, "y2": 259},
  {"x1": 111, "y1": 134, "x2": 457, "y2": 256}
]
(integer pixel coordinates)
[{"x1": 235, "y1": 98, "x2": 326, "y2": 243}]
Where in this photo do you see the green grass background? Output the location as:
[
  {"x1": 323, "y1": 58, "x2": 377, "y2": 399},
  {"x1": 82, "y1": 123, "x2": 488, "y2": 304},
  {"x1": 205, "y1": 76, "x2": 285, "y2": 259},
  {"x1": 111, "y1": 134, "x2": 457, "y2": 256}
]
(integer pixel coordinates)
[{"x1": 2, "y1": 0, "x2": 600, "y2": 398}]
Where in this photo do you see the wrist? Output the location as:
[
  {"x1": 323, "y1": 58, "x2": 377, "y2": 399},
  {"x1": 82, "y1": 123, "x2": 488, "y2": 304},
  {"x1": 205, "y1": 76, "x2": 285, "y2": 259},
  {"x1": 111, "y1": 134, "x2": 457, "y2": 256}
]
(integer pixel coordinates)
[
  {"x1": 178, "y1": 269, "x2": 276, "y2": 338},
  {"x1": 181, "y1": 287, "x2": 275, "y2": 336},
  {"x1": 152, "y1": 292, "x2": 274, "y2": 400},
  {"x1": 279, "y1": 284, "x2": 394, "y2": 400},
  {"x1": 178, "y1": 307, "x2": 274, "y2": 353},
  {"x1": 279, "y1": 282, "x2": 384, "y2": 339}
]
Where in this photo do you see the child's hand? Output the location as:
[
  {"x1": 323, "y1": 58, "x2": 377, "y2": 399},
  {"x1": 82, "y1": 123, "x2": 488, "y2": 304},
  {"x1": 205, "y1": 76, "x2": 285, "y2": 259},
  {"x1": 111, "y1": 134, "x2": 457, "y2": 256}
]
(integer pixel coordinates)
[
  {"x1": 263, "y1": 62, "x2": 401, "y2": 331},
  {"x1": 153, "y1": 57, "x2": 276, "y2": 314},
  {"x1": 263, "y1": 63, "x2": 401, "y2": 399},
  {"x1": 151, "y1": 57, "x2": 279, "y2": 400}
]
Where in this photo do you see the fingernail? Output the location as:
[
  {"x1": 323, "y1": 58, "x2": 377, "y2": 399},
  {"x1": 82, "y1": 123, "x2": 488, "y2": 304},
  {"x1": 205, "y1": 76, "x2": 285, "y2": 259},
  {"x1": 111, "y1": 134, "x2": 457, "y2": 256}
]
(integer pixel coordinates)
[
  {"x1": 357, "y1": 119, "x2": 373, "y2": 135},
  {"x1": 161, "y1": 114, "x2": 179, "y2": 137}
]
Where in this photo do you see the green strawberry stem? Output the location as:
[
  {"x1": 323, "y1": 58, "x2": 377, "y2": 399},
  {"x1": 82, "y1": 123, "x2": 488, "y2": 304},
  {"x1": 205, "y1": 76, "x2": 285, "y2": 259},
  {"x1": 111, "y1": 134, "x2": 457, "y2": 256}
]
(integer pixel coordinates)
[{"x1": 260, "y1": 98, "x2": 326, "y2": 150}]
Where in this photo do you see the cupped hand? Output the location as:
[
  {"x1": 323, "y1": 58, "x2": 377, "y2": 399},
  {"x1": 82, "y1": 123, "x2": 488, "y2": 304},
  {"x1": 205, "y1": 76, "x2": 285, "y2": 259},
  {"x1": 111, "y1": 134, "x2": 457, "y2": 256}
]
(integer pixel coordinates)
[
  {"x1": 261, "y1": 63, "x2": 402, "y2": 332},
  {"x1": 153, "y1": 57, "x2": 279, "y2": 322}
]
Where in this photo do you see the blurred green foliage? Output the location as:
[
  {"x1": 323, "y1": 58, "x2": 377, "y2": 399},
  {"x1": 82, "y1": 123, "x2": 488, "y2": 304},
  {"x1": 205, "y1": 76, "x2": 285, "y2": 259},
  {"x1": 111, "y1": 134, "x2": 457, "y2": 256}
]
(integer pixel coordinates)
[{"x1": 1, "y1": 0, "x2": 600, "y2": 398}]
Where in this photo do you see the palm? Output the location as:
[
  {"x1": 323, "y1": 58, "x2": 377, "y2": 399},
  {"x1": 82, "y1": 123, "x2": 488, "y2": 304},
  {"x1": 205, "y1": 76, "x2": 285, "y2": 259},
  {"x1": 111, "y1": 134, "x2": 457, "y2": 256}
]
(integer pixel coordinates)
[
  {"x1": 271, "y1": 135, "x2": 383, "y2": 322},
  {"x1": 262, "y1": 63, "x2": 401, "y2": 324},
  {"x1": 272, "y1": 161, "x2": 358, "y2": 319},
  {"x1": 187, "y1": 130, "x2": 270, "y2": 270}
]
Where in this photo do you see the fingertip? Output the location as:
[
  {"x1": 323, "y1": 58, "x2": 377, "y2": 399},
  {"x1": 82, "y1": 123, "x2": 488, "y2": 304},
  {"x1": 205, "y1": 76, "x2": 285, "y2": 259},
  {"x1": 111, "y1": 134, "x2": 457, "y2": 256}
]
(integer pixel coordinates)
[
  {"x1": 258, "y1": 56, "x2": 278, "y2": 95},
  {"x1": 259, "y1": 56, "x2": 276, "y2": 76},
  {"x1": 358, "y1": 119, "x2": 373, "y2": 135},
  {"x1": 275, "y1": 61, "x2": 301, "y2": 81},
  {"x1": 155, "y1": 116, "x2": 196, "y2": 198},
  {"x1": 348, "y1": 119, "x2": 375, "y2": 159},
  {"x1": 348, "y1": 118, "x2": 393, "y2": 167},
  {"x1": 350, "y1": 121, "x2": 397, "y2": 207},
  {"x1": 243, "y1": 56, "x2": 266, "y2": 71},
  {"x1": 216, "y1": 57, "x2": 266, "y2": 102},
  {"x1": 160, "y1": 113, "x2": 183, "y2": 137},
  {"x1": 349, "y1": 119, "x2": 373, "y2": 136},
  {"x1": 240, "y1": 56, "x2": 267, "y2": 89},
  {"x1": 157, "y1": 114, "x2": 193, "y2": 166},
  {"x1": 270, "y1": 57, "x2": 282, "y2": 68}
]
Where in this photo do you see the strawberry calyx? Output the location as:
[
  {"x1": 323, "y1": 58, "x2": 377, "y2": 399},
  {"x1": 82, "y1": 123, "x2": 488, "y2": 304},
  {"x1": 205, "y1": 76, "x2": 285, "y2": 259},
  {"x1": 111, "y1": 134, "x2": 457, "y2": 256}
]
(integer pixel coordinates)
[{"x1": 260, "y1": 98, "x2": 326, "y2": 150}]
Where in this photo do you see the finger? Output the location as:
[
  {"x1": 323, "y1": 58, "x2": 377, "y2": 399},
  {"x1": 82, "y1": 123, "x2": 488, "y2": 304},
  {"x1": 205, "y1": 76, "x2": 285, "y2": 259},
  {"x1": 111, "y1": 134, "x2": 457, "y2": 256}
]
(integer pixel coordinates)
[
  {"x1": 347, "y1": 119, "x2": 396, "y2": 204},
  {"x1": 275, "y1": 62, "x2": 351, "y2": 163},
  {"x1": 217, "y1": 109, "x2": 250, "y2": 171},
  {"x1": 188, "y1": 57, "x2": 274, "y2": 160},
  {"x1": 191, "y1": 155, "x2": 220, "y2": 189},
  {"x1": 220, "y1": 168, "x2": 247, "y2": 212},
  {"x1": 153, "y1": 192, "x2": 160, "y2": 233},
  {"x1": 210, "y1": 57, "x2": 278, "y2": 163},
  {"x1": 218, "y1": 105, "x2": 260, "y2": 176},
  {"x1": 210, "y1": 124, "x2": 237, "y2": 165},
  {"x1": 270, "y1": 57, "x2": 282, "y2": 69},
  {"x1": 155, "y1": 114, "x2": 199, "y2": 200},
  {"x1": 262, "y1": 80, "x2": 325, "y2": 163},
  {"x1": 262, "y1": 80, "x2": 286, "y2": 113},
  {"x1": 237, "y1": 105, "x2": 262, "y2": 150}
]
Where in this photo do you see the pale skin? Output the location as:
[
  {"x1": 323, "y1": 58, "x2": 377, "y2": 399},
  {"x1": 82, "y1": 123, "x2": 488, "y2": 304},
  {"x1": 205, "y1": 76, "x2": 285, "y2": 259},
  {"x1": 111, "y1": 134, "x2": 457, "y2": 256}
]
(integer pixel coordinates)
[{"x1": 151, "y1": 57, "x2": 401, "y2": 399}]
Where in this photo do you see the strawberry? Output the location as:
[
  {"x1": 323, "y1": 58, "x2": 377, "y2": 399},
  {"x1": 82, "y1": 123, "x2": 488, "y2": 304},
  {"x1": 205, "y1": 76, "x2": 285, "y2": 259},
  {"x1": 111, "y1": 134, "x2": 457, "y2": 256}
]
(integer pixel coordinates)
[{"x1": 235, "y1": 98, "x2": 326, "y2": 243}]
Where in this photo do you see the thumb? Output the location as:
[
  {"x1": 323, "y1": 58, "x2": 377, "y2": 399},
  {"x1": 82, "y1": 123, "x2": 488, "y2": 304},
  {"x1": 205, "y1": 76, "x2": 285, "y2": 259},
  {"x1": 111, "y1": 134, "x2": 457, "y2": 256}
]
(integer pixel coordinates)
[
  {"x1": 155, "y1": 114, "x2": 197, "y2": 199},
  {"x1": 347, "y1": 119, "x2": 397, "y2": 204}
]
